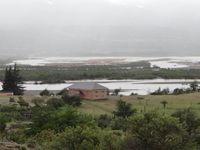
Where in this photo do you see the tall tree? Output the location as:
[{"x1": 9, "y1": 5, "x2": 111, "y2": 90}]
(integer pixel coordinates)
[{"x1": 2, "y1": 64, "x2": 24, "y2": 95}]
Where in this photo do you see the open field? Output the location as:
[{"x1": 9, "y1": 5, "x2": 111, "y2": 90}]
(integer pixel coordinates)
[
  {"x1": 79, "y1": 93, "x2": 200, "y2": 116},
  {"x1": 1, "y1": 93, "x2": 200, "y2": 116}
]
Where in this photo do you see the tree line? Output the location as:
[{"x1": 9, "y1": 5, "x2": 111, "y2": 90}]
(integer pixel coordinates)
[{"x1": 2, "y1": 64, "x2": 24, "y2": 95}]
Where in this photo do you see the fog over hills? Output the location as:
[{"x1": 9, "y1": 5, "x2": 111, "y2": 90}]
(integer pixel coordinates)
[{"x1": 0, "y1": 0, "x2": 200, "y2": 57}]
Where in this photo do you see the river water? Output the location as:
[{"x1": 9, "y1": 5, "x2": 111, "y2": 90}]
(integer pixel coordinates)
[{"x1": 0, "y1": 79, "x2": 197, "y2": 95}]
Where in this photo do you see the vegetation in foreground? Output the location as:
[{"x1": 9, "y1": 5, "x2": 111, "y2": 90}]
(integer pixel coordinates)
[
  {"x1": 0, "y1": 93, "x2": 200, "y2": 149},
  {"x1": 1, "y1": 64, "x2": 200, "y2": 149}
]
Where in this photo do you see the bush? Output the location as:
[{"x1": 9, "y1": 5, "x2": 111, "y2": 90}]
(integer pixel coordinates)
[
  {"x1": 9, "y1": 97, "x2": 16, "y2": 103},
  {"x1": 97, "y1": 114, "x2": 111, "y2": 129},
  {"x1": 172, "y1": 109, "x2": 200, "y2": 136},
  {"x1": 31, "y1": 97, "x2": 44, "y2": 107},
  {"x1": 40, "y1": 89, "x2": 51, "y2": 96},
  {"x1": 173, "y1": 88, "x2": 185, "y2": 95},
  {"x1": 46, "y1": 98, "x2": 65, "y2": 109},
  {"x1": 151, "y1": 88, "x2": 170, "y2": 95},
  {"x1": 17, "y1": 97, "x2": 29, "y2": 108},
  {"x1": 0, "y1": 114, "x2": 8, "y2": 135},
  {"x1": 46, "y1": 126, "x2": 124, "y2": 150},
  {"x1": 56, "y1": 89, "x2": 67, "y2": 96},
  {"x1": 113, "y1": 89, "x2": 121, "y2": 96},
  {"x1": 28, "y1": 106, "x2": 95, "y2": 134},
  {"x1": 113, "y1": 100, "x2": 136, "y2": 118},
  {"x1": 127, "y1": 112, "x2": 195, "y2": 150},
  {"x1": 8, "y1": 129, "x2": 27, "y2": 144},
  {"x1": 111, "y1": 117, "x2": 128, "y2": 131},
  {"x1": 62, "y1": 94, "x2": 82, "y2": 107}
]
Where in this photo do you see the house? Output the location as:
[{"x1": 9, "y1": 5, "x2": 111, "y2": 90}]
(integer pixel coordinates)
[{"x1": 68, "y1": 82, "x2": 108, "y2": 100}]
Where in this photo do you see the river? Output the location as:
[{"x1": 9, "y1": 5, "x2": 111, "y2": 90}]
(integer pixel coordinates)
[{"x1": 0, "y1": 79, "x2": 197, "y2": 95}]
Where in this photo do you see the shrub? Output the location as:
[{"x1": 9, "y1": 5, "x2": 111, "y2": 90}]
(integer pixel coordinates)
[
  {"x1": 113, "y1": 100, "x2": 136, "y2": 118},
  {"x1": 9, "y1": 97, "x2": 16, "y2": 103},
  {"x1": 62, "y1": 94, "x2": 82, "y2": 107},
  {"x1": 151, "y1": 88, "x2": 170, "y2": 95},
  {"x1": 56, "y1": 89, "x2": 67, "y2": 96},
  {"x1": 97, "y1": 114, "x2": 111, "y2": 129},
  {"x1": 31, "y1": 97, "x2": 44, "y2": 107},
  {"x1": 17, "y1": 97, "x2": 29, "y2": 108},
  {"x1": 173, "y1": 88, "x2": 185, "y2": 95},
  {"x1": 127, "y1": 112, "x2": 195, "y2": 150},
  {"x1": 46, "y1": 98, "x2": 65, "y2": 109},
  {"x1": 40, "y1": 89, "x2": 50, "y2": 96},
  {"x1": 113, "y1": 89, "x2": 121, "y2": 96}
]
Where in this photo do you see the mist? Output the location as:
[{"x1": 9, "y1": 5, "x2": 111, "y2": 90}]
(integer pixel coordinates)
[{"x1": 0, "y1": 0, "x2": 200, "y2": 57}]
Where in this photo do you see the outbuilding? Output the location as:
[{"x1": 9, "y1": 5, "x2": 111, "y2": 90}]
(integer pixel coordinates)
[{"x1": 68, "y1": 82, "x2": 108, "y2": 100}]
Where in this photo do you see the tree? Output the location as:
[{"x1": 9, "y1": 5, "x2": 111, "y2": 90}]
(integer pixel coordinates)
[
  {"x1": 97, "y1": 114, "x2": 111, "y2": 129},
  {"x1": 172, "y1": 109, "x2": 200, "y2": 136},
  {"x1": 0, "y1": 114, "x2": 7, "y2": 140},
  {"x1": 56, "y1": 88, "x2": 67, "y2": 96},
  {"x1": 31, "y1": 97, "x2": 44, "y2": 107},
  {"x1": 113, "y1": 88, "x2": 121, "y2": 96},
  {"x1": 46, "y1": 98, "x2": 65, "y2": 110},
  {"x1": 190, "y1": 81, "x2": 199, "y2": 91},
  {"x1": 17, "y1": 97, "x2": 29, "y2": 108},
  {"x1": 2, "y1": 64, "x2": 24, "y2": 95},
  {"x1": 62, "y1": 94, "x2": 82, "y2": 107},
  {"x1": 160, "y1": 100, "x2": 168, "y2": 109},
  {"x1": 48, "y1": 126, "x2": 100, "y2": 150},
  {"x1": 151, "y1": 88, "x2": 170, "y2": 95},
  {"x1": 113, "y1": 100, "x2": 136, "y2": 118},
  {"x1": 127, "y1": 112, "x2": 195, "y2": 150},
  {"x1": 9, "y1": 97, "x2": 16, "y2": 103},
  {"x1": 28, "y1": 106, "x2": 95, "y2": 135},
  {"x1": 173, "y1": 88, "x2": 185, "y2": 95},
  {"x1": 46, "y1": 126, "x2": 124, "y2": 150},
  {"x1": 40, "y1": 89, "x2": 51, "y2": 96}
]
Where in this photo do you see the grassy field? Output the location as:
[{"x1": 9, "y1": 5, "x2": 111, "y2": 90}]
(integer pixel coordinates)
[
  {"x1": 78, "y1": 93, "x2": 200, "y2": 116},
  {"x1": 1, "y1": 93, "x2": 200, "y2": 116}
]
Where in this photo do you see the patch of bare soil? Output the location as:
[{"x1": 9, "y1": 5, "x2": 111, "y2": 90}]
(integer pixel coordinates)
[{"x1": 0, "y1": 142, "x2": 21, "y2": 150}]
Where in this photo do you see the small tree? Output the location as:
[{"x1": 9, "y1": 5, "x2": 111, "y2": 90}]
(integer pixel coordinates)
[
  {"x1": 57, "y1": 89, "x2": 67, "y2": 96},
  {"x1": 113, "y1": 89, "x2": 121, "y2": 96},
  {"x1": 0, "y1": 114, "x2": 7, "y2": 140},
  {"x1": 17, "y1": 97, "x2": 29, "y2": 108},
  {"x1": 9, "y1": 97, "x2": 16, "y2": 103},
  {"x1": 190, "y1": 81, "x2": 199, "y2": 91},
  {"x1": 160, "y1": 100, "x2": 168, "y2": 109},
  {"x1": 62, "y1": 94, "x2": 82, "y2": 107},
  {"x1": 127, "y1": 112, "x2": 194, "y2": 150},
  {"x1": 97, "y1": 114, "x2": 111, "y2": 129},
  {"x1": 172, "y1": 109, "x2": 200, "y2": 135},
  {"x1": 40, "y1": 89, "x2": 51, "y2": 96},
  {"x1": 173, "y1": 88, "x2": 184, "y2": 95},
  {"x1": 32, "y1": 97, "x2": 44, "y2": 107},
  {"x1": 113, "y1": 100, "x2": 136, "y2": 118},
  {"x1": 46, "y1": 98, "x2": 65, "y2": 109}
]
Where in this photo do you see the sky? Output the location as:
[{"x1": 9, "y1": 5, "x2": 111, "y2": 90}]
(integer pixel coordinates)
[{"x1": 0, "y1": 0, "x2": 200, "y2": 57}]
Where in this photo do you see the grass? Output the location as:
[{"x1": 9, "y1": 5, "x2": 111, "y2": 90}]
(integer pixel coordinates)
[
  {"x1": 78, "y1": 93, "x2": 200, "y2": 116},
  {"x1": 1, "y1": 93, "x2": 200, "y2": 116}
]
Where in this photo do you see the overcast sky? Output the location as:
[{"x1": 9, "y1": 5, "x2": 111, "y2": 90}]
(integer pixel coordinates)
[{"x1": 0, "y1": 0, "x2": 200, "y2": 57}]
